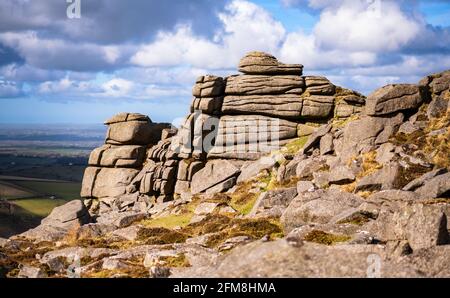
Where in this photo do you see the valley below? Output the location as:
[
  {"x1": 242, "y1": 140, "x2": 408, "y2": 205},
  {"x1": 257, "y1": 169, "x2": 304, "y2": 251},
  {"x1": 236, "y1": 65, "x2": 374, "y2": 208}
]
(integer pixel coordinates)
[{"x1": 0, "y1": 124, "x2": 104, "y2": 238}]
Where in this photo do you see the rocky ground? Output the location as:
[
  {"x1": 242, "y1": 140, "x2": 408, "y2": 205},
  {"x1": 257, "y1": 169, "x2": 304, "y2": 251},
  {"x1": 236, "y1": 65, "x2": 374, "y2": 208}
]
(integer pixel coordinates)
[{"x1": 0, "y1": 52, "x2": 449, "y2": 278}]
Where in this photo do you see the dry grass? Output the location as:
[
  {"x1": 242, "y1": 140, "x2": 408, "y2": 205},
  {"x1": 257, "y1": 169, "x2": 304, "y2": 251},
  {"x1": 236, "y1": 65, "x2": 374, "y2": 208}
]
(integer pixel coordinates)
[
  {"x1": 392, "y1": 107, "x2": 450, "y2": 169},
  {"x1": 159, "y1": 253, "x2": 191, "y2": 268},
  {"x1": 181, "y1": 214, "x2": 283, "y2": 248},
  {"x1": 0, "y1": 240, "x2": 57, "y2": 277},
  {"x1": 424, "y1": 115, "x2": 450, "y2": 168},
  {"x1": 357, "y1": 151, "x2": 383, "y2": 179},
  {"x1": 340, "y1": 181, "x2": 356, "y2": 193}
]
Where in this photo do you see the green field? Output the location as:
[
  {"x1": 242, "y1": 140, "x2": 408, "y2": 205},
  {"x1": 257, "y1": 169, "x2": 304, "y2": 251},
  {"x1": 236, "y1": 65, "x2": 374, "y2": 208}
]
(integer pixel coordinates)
[
  {"x1": 9, "y1": 180, "x2": 81, "y2": 200},
  {"x1": 0, "y1": 177, "x2": 82, "y2": 237},
  {"x1": 1, "y1": 178, "x2": 81, "y2": 217},
  {"x1": 11, "y1": 197, "x2": 74, "y2": 218}
]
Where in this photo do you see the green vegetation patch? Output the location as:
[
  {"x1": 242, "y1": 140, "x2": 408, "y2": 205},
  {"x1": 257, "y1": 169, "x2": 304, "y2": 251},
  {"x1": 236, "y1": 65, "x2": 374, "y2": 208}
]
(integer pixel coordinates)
[
  {"x1": 283, "y1": 136, "x2": 309, "y2": 155},
  {"x1": 11, "y1": 198, "x2": 71, "y2": 218},
  {"x1": 11, "y1": 180, "x2": 81, "y2": 200},
  {"x1": 229, "y1": 181, "x2": 260, "y2": 215},
  {"x1": 304, "y1": 230, "x2": 351, "y2": 245},
  {"x1": 140, "y1": 199, "x2": 200, "y2": 229},
  {"x1": 140, "y1": 213, "x2": 194, "y2": 230}
]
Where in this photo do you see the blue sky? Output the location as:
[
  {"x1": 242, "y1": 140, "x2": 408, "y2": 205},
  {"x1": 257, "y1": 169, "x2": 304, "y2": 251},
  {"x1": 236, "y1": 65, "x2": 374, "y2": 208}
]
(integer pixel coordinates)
[{"x1": 0, "y1": 0, "x2": 450, "y2": 124}]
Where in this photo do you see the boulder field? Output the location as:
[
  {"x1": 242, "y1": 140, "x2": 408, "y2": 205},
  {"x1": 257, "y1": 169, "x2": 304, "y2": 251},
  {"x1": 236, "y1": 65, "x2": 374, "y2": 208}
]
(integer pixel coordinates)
[{"x1": 1, "y1": 52, "x2": 449, "y2": 278}]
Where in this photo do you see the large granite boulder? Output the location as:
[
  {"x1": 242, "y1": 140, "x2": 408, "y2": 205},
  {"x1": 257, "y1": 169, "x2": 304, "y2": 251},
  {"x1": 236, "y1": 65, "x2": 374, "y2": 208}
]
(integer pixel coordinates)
[
  {"x1": 191, "y1": 96, "x2": 223, "y2": 115},
  {"x1": 304, "y1": 76, "x2": 336, "y2": 95},
  {"x1": 369, "y1": 202, "x2": 449, "y2": 250},
  {"x1": 209, "y1": 115, "x2": 297, "y2": 160},
  {"x1": 190, "y1": 160, "x2": 240, "y2": 194},
  {"x1": 334, "y1": 88, "x2": 366, "y2": 119},
  {"x1": 403, "y1": 168, "x2": 448, "y2": 191},
  {"x1": 192, "y1": 75, "x2": 225, "y2": 98},
  {"x1": 18, "y1": 200, "x2": 91, "y2": 241},
  {"x1": 105, "y1": 113, "x2": 169, "y2": 145},
  {"x1": 250, "y1": 187, "x2": 298, "y2": 217},
  {"x1": 355, "y1": 162, "x2": 403, "y2": 192},
  {"x1": 414, "y1": 172, "x2": 450, "y2": 199},
  {"x1": 41, "y1": 200, "x2": 91, "y2": 229},
  {"x1": 221, "y1": 94, "x2": 303, "y2": 119},
  {"x1": 281, "y1": 189, "x2": 363, "y2": 233},
  {"x1": 225, "y1": 75, "x2": 304, "y2": 95},
  {"x1": 337, "y1": 113, "x2": 404, "y2": 162},
  {"x1": 365, "y1": 84, "x2": 426, "y2": 116},
  {"x1": 238, "y1": 51, "x2": 303, "y2": 75},
  {"x1": 301, "y1": 95, "x2": 335, "y2": 118},
  {"x1": 81, "y1": 167, "x2": 140, "y2": 199},
  {"x1": 88, "y1": 145, "x2": 146, "y2": 168}
]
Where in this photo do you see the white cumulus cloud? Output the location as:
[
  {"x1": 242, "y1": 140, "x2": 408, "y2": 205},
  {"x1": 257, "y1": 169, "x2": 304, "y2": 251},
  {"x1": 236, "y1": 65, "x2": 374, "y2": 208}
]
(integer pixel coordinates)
[{"x1": 131, "y1": 0, "x2": 285, "y2": 69}]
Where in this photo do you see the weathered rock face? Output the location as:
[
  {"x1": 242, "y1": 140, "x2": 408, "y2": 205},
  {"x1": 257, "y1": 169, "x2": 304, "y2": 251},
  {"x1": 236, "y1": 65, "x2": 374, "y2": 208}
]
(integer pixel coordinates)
[
  {"x1": 368, "y1": 202, "x2": 449, "y2": 251},
  {"x1": 222, "y1": 94, "x2": 303, "y2": 118},
  {"x1": 225, "y1": 75, "x2": 305, "y2": 95},
  {"x1": 78, "y1": 55, "x2": 448, "y2": 219},
  {"x1": 105, "y1": 113, "x2": 169, "y2": 145},
  {"x1": 88, "y1": 145, "x2": 146, "y2": 168},
  {"x1": 304, "y1": 76, "x2": 336, "y2": 95},
  {"x1": 191, "y1": 96, "x2": 223, "y2": 115},
  {"x1": 81, "y1": 112, "x2": 173, "y2": 211},
  {"x1": 178, "y1": 239, "x2": 450, "y2": 278},
  {"x1": 136, "y1": 138, "x2": 180, "y2": 202},
  {"x1": 190, "y1": 160, "x2": 240, "y2": 194},
  {"x1": 174, "y1": 159, "x2": 205, "y2": 194},
  {"x1": 337, "y1": 113, "x2": 404, "y2": 163},
  {"x1": 365, "y1": 84, "x2": 427, "y2": 116},
  {"x1": 91, "y1": 168, "x2": 140, "y2": 198},
  {"x1": 414, "y1": 172, "x2": 450, "y2": 199},
  {"x1": 301, "y1": 95, "x2": 335, "y2": 118},
  {"x1": 281, "y1": 189, "x2": 363, "y2": 233},
  {"x1": 238, "y1": 51, "x2": 303, "y2": 75},
  {"x1": 192, "y1": 75, "x2": 225, "y2": 98},
  {"x1": 213, "y1": 115, "x2": 298, "y2": 145},
  {"x1": 18, "y1": 200, "x2": 91, "y2": 242},
  {"x1": 250, "y1": 187, "x2": 298, "y2": 217},
  {"x1": 172, "y1": 52, "x2": 363, "y2": 161}
]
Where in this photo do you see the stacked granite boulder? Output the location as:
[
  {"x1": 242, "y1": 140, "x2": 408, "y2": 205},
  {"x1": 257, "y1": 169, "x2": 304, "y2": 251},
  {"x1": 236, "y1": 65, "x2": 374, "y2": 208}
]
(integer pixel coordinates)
[
  {"x1": 81, "y1": 113, "x2": 170, "y2": 212},
  {"x1": 168, "y1": 76, "x2": 224, "y2": 193},
  {"x1": 208, "y1": 51, "x2": 364, "y2": 160},
  {"x1": 171, "y1": 76, "x2": 224, "y2": 160},
  {"x1": 138, "y1": 132, "x2": 180, "y2": 203},
  {"x1": 81, "y1": 52, "x2": 367, "y2": 200}
]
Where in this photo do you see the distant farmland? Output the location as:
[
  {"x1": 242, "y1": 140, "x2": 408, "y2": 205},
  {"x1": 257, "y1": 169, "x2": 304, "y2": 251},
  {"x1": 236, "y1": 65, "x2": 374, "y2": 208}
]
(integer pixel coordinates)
[
  {"x1": 0, "y1": 176, "x2": 81, "y2": 237},
  {"x1": 0, "y1": 123, "x2": 100, "y2": 237}
]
